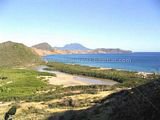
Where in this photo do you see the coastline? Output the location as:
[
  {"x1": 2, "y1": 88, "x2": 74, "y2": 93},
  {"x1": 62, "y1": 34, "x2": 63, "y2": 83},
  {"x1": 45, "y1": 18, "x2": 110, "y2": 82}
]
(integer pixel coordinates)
[
  {"x1": 65, "y1": 63, "x2": 154, "y2": 75},
  {"x1": 43, "y1": 53, "x2": 160, "y2": 74},
  {"x1": 98, "y1": 67, "x2": 154, "y2": 75},
  {"x1": 97, "y1": 67, "x2": 154, "y2": 79},
  {"x1": 75, "y1": 63, "x2": 155, "y2": 74},
  {"x1": 36, "y1": 66, "x2": 118, "y2": 87}
]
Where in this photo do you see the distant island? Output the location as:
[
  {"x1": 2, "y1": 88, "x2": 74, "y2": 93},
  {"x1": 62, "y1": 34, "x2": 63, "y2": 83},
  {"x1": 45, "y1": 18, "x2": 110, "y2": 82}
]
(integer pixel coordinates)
[{"x1": 32, "y1": 42, "x2": 132, "y2": 56}]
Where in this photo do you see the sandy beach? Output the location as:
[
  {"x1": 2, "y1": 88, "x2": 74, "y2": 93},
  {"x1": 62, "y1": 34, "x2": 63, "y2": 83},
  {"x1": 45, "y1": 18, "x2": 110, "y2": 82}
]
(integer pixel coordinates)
[
  {"x1": 46, "y1": 72, "x2": 118, "y2": 87},
  {"x1": 37, "y1": 66, "x2": 118, "y2": 87},
  {"x1": 48, "y1": 72, "x2": 89, "y2": 87}
]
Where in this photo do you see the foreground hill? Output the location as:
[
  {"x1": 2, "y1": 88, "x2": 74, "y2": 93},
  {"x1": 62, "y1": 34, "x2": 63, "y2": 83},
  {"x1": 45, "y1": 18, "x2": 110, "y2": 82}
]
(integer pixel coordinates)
[
  {"x1": 0, "y1": 41, "x2": 41, "y2": 67},
  {"x1": 49, "y1": 79, "x2": 160, "y2": 120}
]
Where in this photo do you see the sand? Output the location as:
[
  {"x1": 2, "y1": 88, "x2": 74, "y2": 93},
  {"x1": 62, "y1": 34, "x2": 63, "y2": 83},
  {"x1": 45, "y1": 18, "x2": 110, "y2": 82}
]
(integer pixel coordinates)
[
  {"x1": 37, "y1": 66, "x2": 118, "y2": 87},
  {"x1": 44, "y1": 71, "x2": 118, "y2": 87},
  {"x1": 47, "y1": 72, "x2": 91, "y2": 87}
]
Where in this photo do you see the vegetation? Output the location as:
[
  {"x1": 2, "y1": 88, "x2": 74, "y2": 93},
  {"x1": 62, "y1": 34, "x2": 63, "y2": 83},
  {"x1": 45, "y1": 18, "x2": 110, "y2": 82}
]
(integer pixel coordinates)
[
  {"x1": 1, "y1": 61, "x2": 154, "y2": 102},
  {"x1": 0, "y1": 68, "x2": 55, "y2": 101},
  {"x1": 48, "y1": 79, "x2": 160, "y2": 120},
  {"x1": 47, "y1": 62, "x2": 157, "y2": 87},
  {"x1": 0, "y1": 43, "x2": 159, "y2": 120},
  {"x1": 19, "y1": 85, "x2": 112, "y2": 102},
  {"x1": 0, "y1": 41, "x2": 41, "y2": 67},
  {"x1": 0, "y1": 66, "x2": 111, "y2": 102},
  {"x1": 4, "y1": 106, "x2": 17, "y2": 120}
]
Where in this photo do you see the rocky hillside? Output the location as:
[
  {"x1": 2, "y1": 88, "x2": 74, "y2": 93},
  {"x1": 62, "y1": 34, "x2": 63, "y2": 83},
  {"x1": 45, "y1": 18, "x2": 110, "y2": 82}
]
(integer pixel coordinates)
[
  {"x1": 49, "y1": 79, "x2": 160, "y2": 120},
  {"x1": 32, "y1": 48, "x2": 68, "y2": 56},
  {"x1": 0, "y1": 41, "x2": 41, "y2": 67}
]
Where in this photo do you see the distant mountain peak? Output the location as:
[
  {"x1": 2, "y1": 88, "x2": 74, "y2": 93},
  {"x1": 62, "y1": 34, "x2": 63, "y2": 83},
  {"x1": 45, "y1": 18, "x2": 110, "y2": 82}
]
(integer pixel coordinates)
[{"x1": 60, "y1": 43, "x2": 90, "y2": 50}]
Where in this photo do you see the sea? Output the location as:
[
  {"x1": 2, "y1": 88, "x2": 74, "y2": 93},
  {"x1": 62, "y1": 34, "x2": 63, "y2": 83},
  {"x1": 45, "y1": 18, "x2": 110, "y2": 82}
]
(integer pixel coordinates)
[{"x1": 43, "y1": 52, "x2": 160, "y2": 73}]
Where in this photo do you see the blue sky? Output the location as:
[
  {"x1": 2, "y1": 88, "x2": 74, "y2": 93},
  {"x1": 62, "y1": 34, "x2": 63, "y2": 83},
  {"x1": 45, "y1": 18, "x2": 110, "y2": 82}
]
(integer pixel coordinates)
[{"x1": 0, "y1": 0, "x2": 160, "y2": 52}]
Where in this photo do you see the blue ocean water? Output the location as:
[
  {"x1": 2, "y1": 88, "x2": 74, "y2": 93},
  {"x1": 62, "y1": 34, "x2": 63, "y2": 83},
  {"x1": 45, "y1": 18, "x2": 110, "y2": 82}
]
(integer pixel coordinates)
[{"x1": 43, "y1": 52, "x2": 160, "y2": 73}]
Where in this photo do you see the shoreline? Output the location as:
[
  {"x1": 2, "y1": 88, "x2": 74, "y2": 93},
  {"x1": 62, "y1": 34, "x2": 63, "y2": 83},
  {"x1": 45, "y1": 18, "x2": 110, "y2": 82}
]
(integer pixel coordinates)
[
  {"x1": 43, "y1": 52, "x2": 160, "y2": 74},
  {"x1": 66, "y1": 63, "x2": 154, "y2": 75},
  {"x1": 54, "y1": 62, "x2": 156, "y2": 74},
  {"x1": 36, "y1": 61, "x2": 157, "y2": 88},
  {"x1": 97, "y1": 67, "x2": 154, "y2": 79},
  {"x1": 36, "y1": 66, "x2": 118, "y2": 87}
]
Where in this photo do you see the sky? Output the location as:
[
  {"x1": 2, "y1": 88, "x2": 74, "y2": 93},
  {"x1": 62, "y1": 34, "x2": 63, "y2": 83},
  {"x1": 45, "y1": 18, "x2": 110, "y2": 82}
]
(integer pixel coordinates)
[{"x1": 0, "y1": 0, "x2": 160, "y2": 52}]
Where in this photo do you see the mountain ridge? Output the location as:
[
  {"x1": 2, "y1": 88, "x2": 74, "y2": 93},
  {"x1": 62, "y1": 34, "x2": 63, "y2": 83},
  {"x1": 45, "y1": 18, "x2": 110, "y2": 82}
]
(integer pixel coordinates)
[{"x1": 32, "y1": 42, "x2": 132, "y2": 56}]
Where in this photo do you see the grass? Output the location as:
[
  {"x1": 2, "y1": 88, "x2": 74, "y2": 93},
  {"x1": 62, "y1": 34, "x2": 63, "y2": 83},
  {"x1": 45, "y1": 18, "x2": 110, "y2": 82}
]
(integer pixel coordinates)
[
  {"x1": 0, "y1": 68, "x2": 55, "y2": 101},
  {"x1": 0, "y1": 67, "x2": 110, "y2": 102},
  {"x1": 24, "y1": 85, "x2": 113, "y2": 102},
  {"x1": 0, "y1": 66, "x2": 113, "y2": 102}
]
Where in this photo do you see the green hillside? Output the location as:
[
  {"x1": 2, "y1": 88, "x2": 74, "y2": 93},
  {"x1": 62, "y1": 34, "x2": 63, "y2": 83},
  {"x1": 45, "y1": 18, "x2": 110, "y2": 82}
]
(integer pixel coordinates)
[{"x1": 0, "y1": 41, "x2": 41, "y2": 67}]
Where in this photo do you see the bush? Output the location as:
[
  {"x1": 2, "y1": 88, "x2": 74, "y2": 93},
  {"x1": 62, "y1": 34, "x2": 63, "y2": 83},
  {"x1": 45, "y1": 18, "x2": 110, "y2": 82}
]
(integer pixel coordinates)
[
  {"x1": 4, "y1": 106, "x2": 17, "y2": 120},
  {"x1": 47, "y1": 62, "x2": 156, "y2": 87}
]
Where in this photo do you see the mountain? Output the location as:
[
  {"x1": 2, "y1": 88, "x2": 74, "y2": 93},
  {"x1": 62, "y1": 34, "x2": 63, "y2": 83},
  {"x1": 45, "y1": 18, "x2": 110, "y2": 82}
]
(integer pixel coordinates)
[
  {"x1": 89, "y1": 48, "x2": 132, "y2": 54},
  {"x1": 48, "y1": 79, "x2": 160, "y2": 120},
  {"x1": 0, "y1": 41, "x2": 41, "y2": 67},
  {"x1": 32, "y1": 48, "x2": 68, "y2": 56},
  {"x1": 32, "y1": 42, "x2": 53, "y2": 51},
  {"x1": 57, "y1": 43, "x2": 90, "y2": 50},
  {"x1": 32, "y1": 42, "x2": 132, "y2": 56}
]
